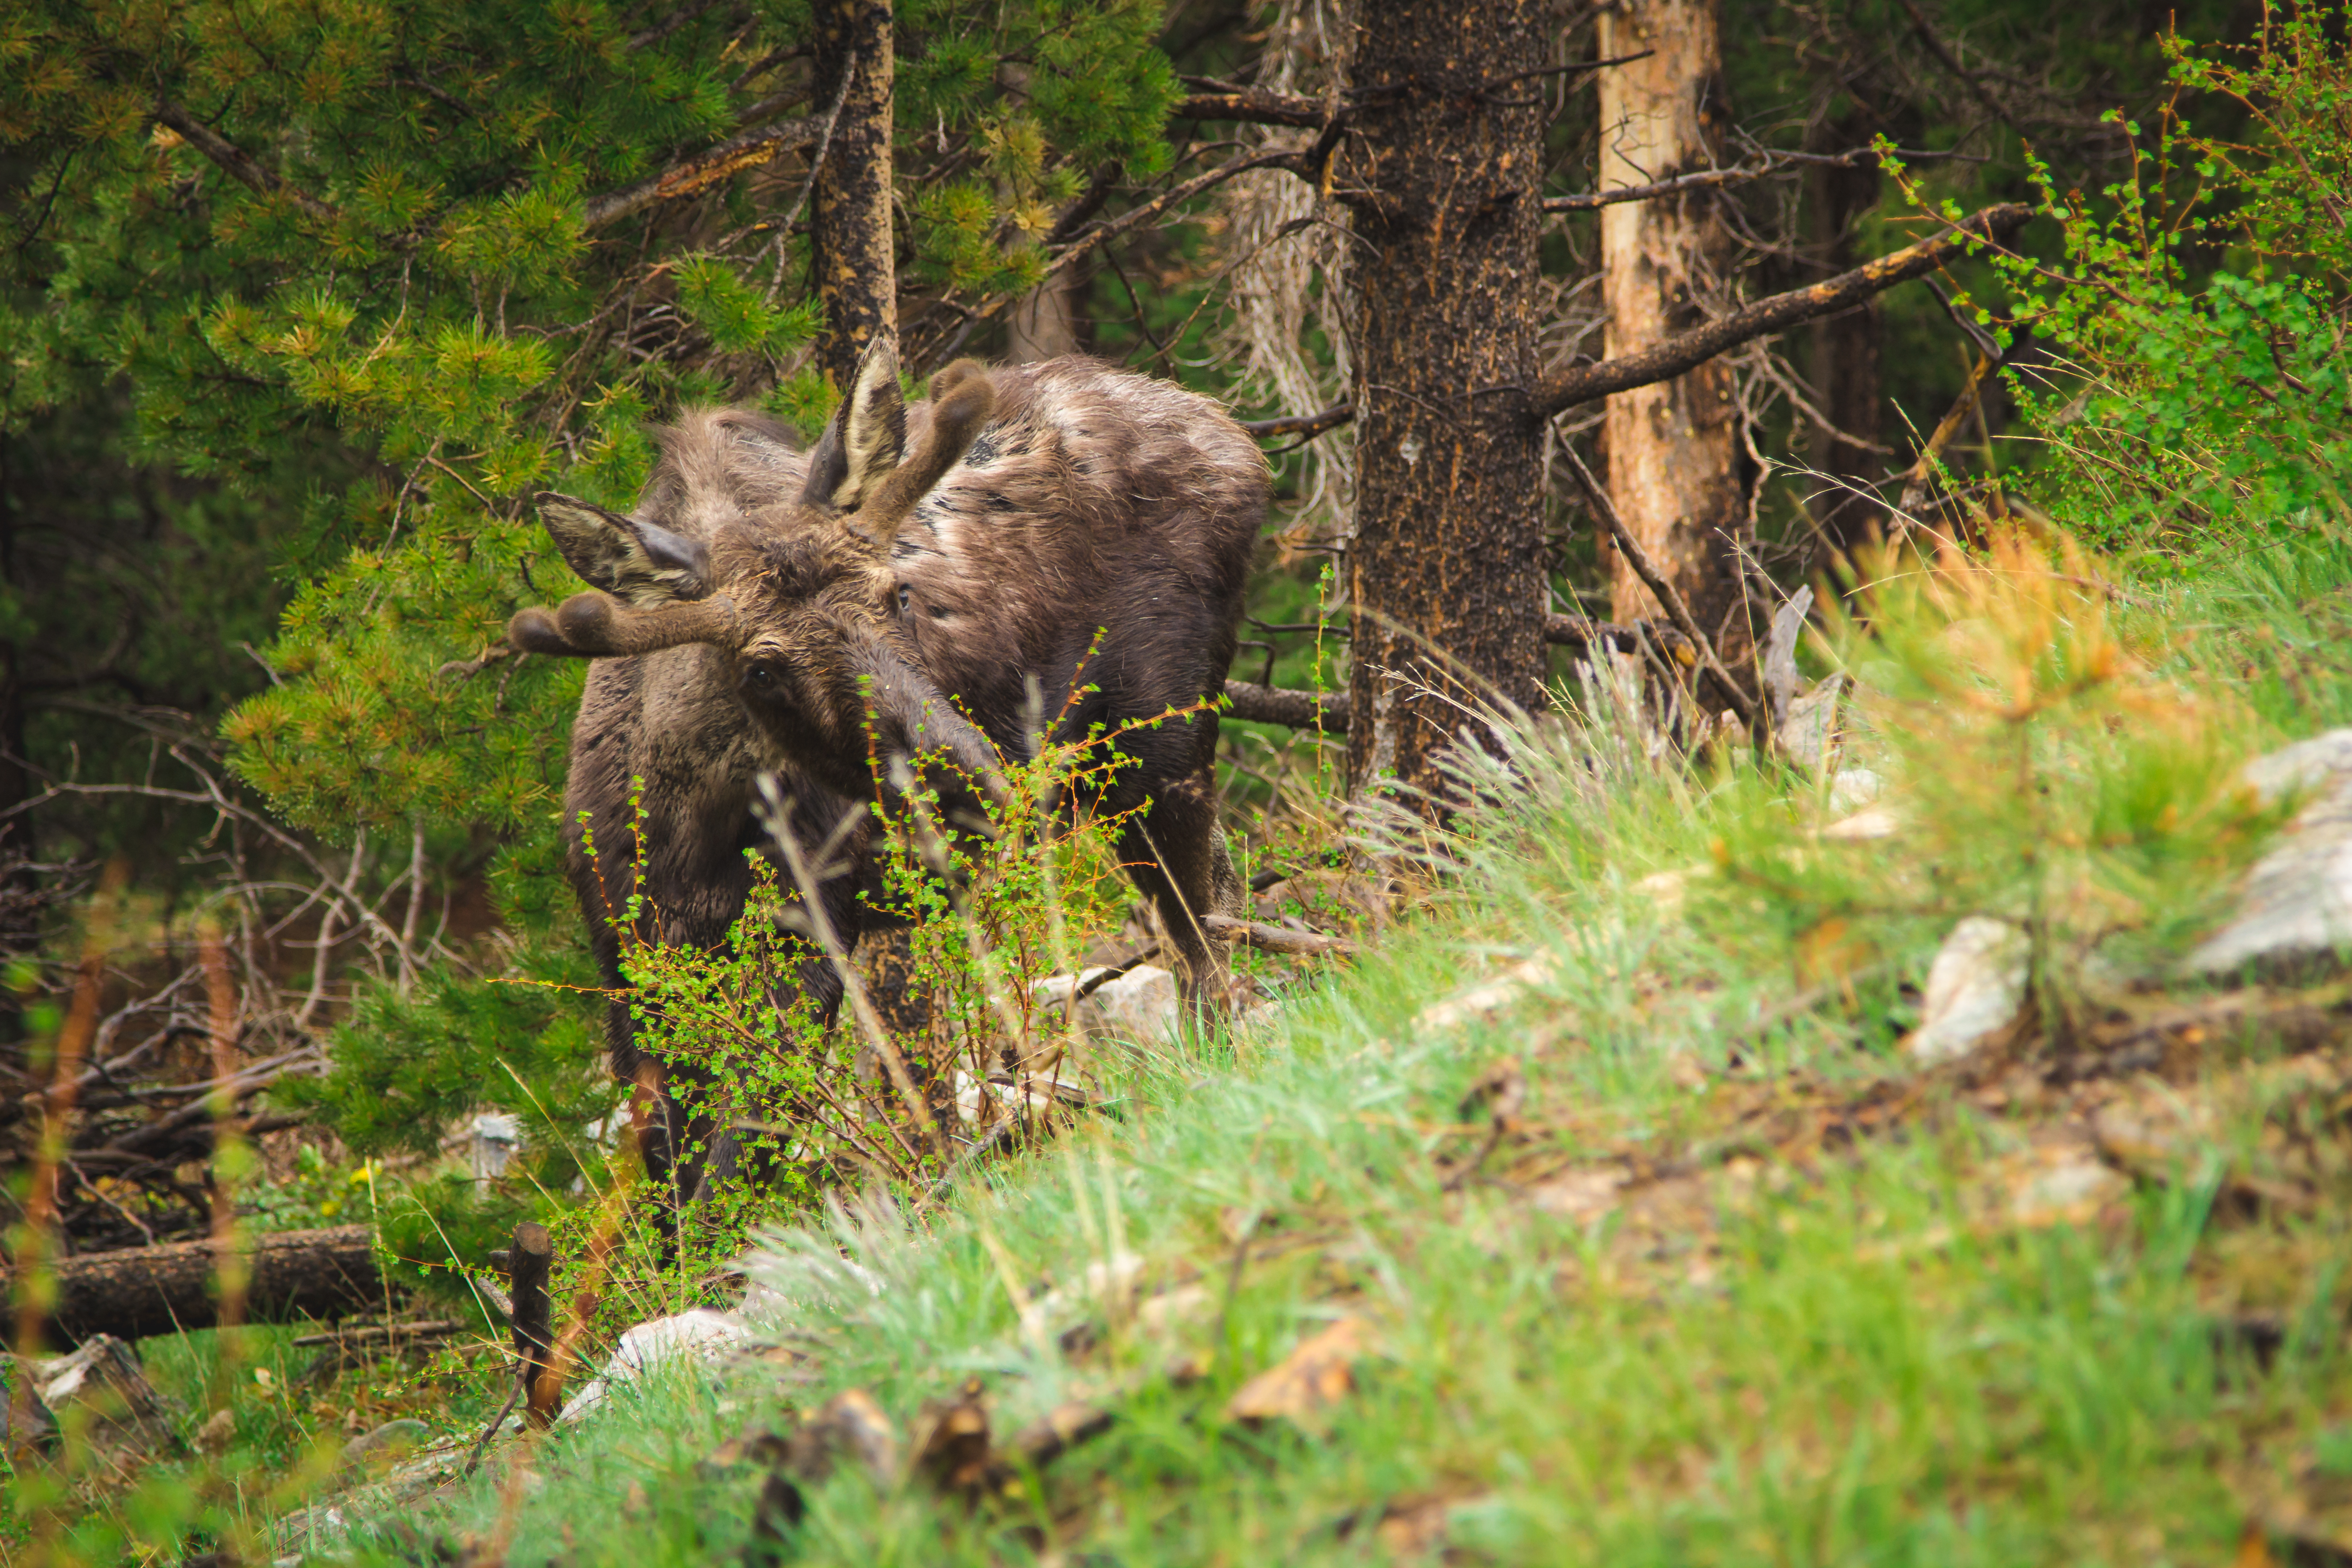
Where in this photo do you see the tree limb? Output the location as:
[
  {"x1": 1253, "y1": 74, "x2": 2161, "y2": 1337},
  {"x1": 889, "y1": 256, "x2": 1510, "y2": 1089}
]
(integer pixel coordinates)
[
  {"x1": 152, "y1": 100, "x2": 338, "y2": 223},
  {"x1": 1536, "y1": 202, "x2": 2031, "y2": 416},
  {"x1": 1237, "y1": 205, "x2": 2029, "y2": 447},
  {"x1": 934, "y1": 149, "x2": 1303, "y2": 345},
  {"x1": 1200, "y1": 914, "x2": 1358, "y2": 957},
  {"x1": 1241, "y1": 403, "x2": 1355, "y2": 440},
  {"x1": 583, "y1": 114, "x2": 822, "y2": 227},
  {"x1": 1173, "y1": 89, "x2": 1327, "y2": 128},
  {"x1": 1225, "y1": 679, "x2": 1349, "y2": 732},
  {"x1": 1541, "y1": 146, "x2": 1976, "y2": 212}
]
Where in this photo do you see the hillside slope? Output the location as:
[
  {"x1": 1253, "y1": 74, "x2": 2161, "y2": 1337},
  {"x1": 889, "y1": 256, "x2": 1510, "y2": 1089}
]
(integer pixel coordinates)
[{"x1": 328, "y1": 531, "x2": 2352, "y2": 1568}]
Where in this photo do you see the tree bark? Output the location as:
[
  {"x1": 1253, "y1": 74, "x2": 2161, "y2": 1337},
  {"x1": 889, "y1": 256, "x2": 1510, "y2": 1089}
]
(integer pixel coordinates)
[
  {"x1": 810, "y1": 0, "x2": 896, "y2": 387},
  {"x1": 1339, "y1": 0, "x2": 1547, "y2": 805},
  {"x1": 8, "y1": 1225, "x2": 386, "y2": 1347},
  {"x1": 1804, "y1": 115, "x2": 1885, "y2": 566},
  {"x1": 1595, "y1": 0, "x2": 1748, "y2": 649},
  {"x1": 1006, "y1": 269, "x2": 1083, "y2": 362}
]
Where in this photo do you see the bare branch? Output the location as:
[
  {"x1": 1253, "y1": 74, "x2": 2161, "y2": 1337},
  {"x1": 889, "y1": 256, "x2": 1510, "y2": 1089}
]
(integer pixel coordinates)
[
  {"x1": 1241, "y1": 403, "x2": 1355, "y2": 440},
  {"x1": 1224, "y1": 679, "x2": 1350, "y2": 732},
  {"x1": 1537, "y1": 203, "x2": 2031, "y2": 416},
  {"x1": 1173, "y1": 89, "x2": 1327, "y2": 128},
  {"x1": 1200, "y1": 914, "x2": 1358, "y2": 957},
  {"x1": 583, "y1": 115, "x2": 821, "y2": 228},
  {"x1": 1542, "y1": 145, "x2": 1983, "y2": 212}
]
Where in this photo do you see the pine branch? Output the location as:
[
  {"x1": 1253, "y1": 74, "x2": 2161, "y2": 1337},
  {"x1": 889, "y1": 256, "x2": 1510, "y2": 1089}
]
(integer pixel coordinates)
[{"x1": 152, "y1": 100, "x2": 338, "y2": 223}]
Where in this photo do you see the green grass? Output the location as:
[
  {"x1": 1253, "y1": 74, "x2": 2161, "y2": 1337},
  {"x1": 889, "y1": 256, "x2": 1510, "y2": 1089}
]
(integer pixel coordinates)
[{"x1": 277, "y1": 525, "x2": 2352, "y2": 1567}]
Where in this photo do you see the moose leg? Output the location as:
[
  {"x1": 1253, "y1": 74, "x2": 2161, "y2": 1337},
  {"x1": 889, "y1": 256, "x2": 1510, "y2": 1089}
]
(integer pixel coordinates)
[
  {"x1": 1118, "y1": 766, "x2": 1245, "y2": 1018},
  {"x1": 623, "y1": 1058, "x2": 735, "y2": 1235}
]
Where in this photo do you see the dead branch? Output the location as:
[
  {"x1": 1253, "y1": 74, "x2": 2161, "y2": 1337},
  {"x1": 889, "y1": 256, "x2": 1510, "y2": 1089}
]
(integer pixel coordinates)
[
  {"x1": 583, "y1": 114, "x2": 823, "y2": 228},
  {"x1": 1173, "y1": 88, "x2": 1325, "y2": 128},
  {"x1": 1200, "y1": 915, "x2": 1358, "y2": 957},
  {"x1": 1233, "y1": 205, "x2": 2030, "y2": 450},
  {"x1": 1225, "y1": 680, "x2": 1350, "y2": 732},
  {"x1": 1896, "y1": 348, "x2": 2002, "y2": 519},
  {"x1": 1536, "y1": 203, "x2": 2032, "y2": 416},
  {"x1": 1542, "y1": 145, "x2": 1982, "y2": 212},
  {"x1": 1242, "y1": 403, "x2": 1356, "y2": 440}
]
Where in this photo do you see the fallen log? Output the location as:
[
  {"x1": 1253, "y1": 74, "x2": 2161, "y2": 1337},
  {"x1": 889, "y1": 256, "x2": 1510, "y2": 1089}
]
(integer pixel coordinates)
[{"x1": 5, "y1": 1225, "x2": 387, "y2": 1346}]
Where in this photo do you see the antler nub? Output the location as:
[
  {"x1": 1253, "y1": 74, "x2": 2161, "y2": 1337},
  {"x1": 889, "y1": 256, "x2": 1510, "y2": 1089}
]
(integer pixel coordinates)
[{"x1": 856, "y1": 362, "x2": 997, "y2": 549}]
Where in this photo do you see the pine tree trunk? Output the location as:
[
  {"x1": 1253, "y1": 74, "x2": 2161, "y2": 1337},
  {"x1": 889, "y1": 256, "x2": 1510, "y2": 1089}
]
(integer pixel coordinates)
[
  {"x1": 1595, "y1": 0, "x2": 1748, "y2": 651},
  {"x1": 1006, "y1": 270, "x2": 1082, "y2": 362},
  {"x1": 810, "y1": 0, "x2": 895, "y2": 387},
  {"x1": 1340, "y1": 0, "x2": 1547, "y2": 804},
  {"x1": 1804, "y1": 123, "x2": 1884, "y2": 566}
]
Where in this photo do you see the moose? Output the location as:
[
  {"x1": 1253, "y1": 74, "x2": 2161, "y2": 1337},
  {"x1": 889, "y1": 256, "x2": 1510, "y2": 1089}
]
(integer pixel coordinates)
[{"x1": 506, "y1": 336, "x2": 1269, "y2": 1207}]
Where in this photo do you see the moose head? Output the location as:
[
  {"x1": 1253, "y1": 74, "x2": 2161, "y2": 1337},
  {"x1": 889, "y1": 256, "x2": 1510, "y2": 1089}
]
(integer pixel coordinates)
[{"x1": 506, "y1": 337, "x2": 1006, "y2": 805}]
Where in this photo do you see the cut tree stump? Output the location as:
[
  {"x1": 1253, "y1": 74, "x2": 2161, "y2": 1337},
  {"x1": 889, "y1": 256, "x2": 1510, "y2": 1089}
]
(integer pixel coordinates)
[{"x1": 4, "y1": 1225, "x2": 387, "y2": 1347}]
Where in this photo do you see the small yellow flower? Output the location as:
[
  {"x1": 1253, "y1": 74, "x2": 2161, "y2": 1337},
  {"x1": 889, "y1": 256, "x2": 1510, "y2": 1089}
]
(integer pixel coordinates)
[
  {"x1": 253, "y1": 1367, "x2": 274, "y2": 1388},
  {"x1": 320, "y1": 1198, "x2": 341, "y2": 1218}
]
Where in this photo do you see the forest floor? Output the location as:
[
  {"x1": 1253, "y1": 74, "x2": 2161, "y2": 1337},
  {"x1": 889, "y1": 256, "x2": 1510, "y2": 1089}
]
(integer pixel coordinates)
[{"x1": 25, "y1": 523, "x2": 2352, "y2": 1567}]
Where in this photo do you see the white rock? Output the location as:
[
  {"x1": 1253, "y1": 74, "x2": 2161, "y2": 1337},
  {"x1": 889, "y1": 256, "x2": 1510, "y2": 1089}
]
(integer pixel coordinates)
[
  {"x1": 1031, "y1": 964, "x2": 1181, "y2": 1041},
  {"x1": 1633, "y1": 868, "x2": 1692, "y2": 917},
  {"x1": 951, "y1": 1068, "x2": 1065, "y2": 1129},
  {"x1": 1779, "y1": 674, "x2": 1849, "y2": 773},
  {"x1": 2237, "y1": 727, "x2": 2352, "y2": 806},
  {"x1": 459, "y1": 1111, "x2": 522, "y2": 1179},
  {"x1": 1821, "y1": 806, "x2": 1900, "y2": 841},
  {"x1": 1904, "y1": 917, "x2": 2031, "y2": 1067},
  {"x1": 1827, "y1": 768, "x2": 1883, "y2": 814},
  {"x1": 1020, "y1": 1251, "x2": 1147, "y2": 1340},
  {"x1": 2192, "y1": 729, "x2": 2352, "y2": 975},
  {"x1": 557, "y1": 1308, "x2": 750, "y2": 1424}
]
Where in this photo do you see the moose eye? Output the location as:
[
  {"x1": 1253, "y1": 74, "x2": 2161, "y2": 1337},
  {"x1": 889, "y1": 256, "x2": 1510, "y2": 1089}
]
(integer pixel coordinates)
[
  {"x1": 896, "y1": 585, "x2": 913, "y2": 612},
  {"x1": 744, "y1": 662, "x2": 775, "y2": 688}
]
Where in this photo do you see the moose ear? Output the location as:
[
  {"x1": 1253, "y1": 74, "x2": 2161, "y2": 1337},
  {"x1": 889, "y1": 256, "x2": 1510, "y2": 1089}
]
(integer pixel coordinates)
[
  {"x1": 800, "y1": 333, "x2": 907, "y2": 513},
  {"x1": 534, "y1": 492, "x2": 712, "y2": 606}
]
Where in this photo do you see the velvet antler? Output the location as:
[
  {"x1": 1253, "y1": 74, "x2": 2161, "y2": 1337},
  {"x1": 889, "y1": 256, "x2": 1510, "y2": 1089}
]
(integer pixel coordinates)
[
  {"x1": 507, "y1": 591, "x2": 747, "y2": 659},
  {"x1": 852, "y1": 362, "x2": 997, "y2": 549}
]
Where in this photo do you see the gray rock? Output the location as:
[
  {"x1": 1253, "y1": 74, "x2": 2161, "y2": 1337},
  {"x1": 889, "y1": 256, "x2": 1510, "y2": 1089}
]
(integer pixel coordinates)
[
  {"x1": 1904, "y1": 917, "x2": 2031, "y2": 1067},
  {"x1": 33, "y1": 1333, "x2": 181, "y2": 1448},
  {"x1": 2192, "y1": 728, "x2": 2352, "y2": 975},
  {"x1": 1780, "y1": 676, "x2": 1849, "y2": 774},
  {"x1": 2, "y1": 1357, "x2": 59, "y2": 1452},
  {"x1": 336, "y1": 1417, "x2": 432, "y2": 1479}
]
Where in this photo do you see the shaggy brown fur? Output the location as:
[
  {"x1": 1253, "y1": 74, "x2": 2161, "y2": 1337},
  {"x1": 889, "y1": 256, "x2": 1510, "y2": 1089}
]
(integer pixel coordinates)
[{"x1": 519, "y1": 347, "x2": 1269, "y2": 1208}]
